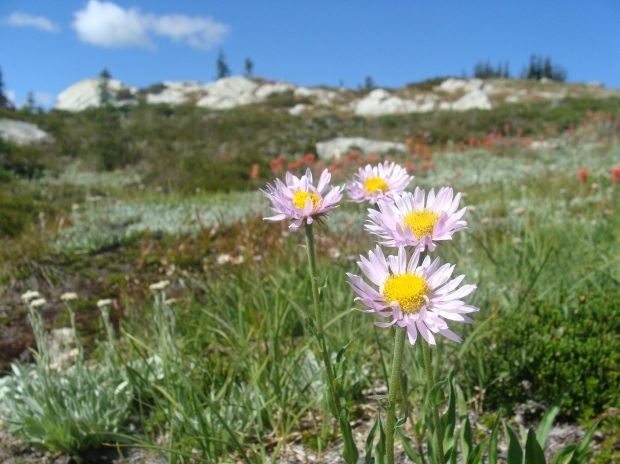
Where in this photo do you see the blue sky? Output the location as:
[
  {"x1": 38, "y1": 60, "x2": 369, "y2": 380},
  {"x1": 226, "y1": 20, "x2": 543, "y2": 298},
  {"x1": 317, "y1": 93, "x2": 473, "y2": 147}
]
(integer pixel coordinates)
[{"x1": 1, "y1": 0, "x2": 619, "y2": 108}]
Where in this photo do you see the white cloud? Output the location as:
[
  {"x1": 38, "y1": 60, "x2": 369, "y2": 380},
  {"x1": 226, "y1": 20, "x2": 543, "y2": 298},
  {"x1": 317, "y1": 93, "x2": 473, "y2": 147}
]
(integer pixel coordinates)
[
  {"x1": 73, "y1": 0, "x2": 152, "y2": 48},
  {"x1": 6, "y1": 90, "x2": 16, "y2": 104},
  {"x1": 3, "y1": 12, "x2": 61, "y2": 33},
  {"x1": 72, "y1": 0, "x2": 229, "y2": 50},
  {"x1": 147, "y1": 14, "x2": 229, "y2": 49}
]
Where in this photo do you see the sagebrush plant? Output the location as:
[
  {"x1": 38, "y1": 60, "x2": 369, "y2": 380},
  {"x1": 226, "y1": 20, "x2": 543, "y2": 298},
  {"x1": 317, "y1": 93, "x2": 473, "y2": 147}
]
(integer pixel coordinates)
[{"x1": 0, "y1": 293, "x2": 133, "y2": 457}]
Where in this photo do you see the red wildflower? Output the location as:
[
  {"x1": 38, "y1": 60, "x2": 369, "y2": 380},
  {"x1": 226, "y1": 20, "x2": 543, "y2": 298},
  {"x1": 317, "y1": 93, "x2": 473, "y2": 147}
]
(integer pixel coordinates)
[
  {"x1": 250, "y1": 163, "x2": 259, "y2": 180},
  {"x1": 611, "y1": 166, "x2": 620, "y2": 184}
]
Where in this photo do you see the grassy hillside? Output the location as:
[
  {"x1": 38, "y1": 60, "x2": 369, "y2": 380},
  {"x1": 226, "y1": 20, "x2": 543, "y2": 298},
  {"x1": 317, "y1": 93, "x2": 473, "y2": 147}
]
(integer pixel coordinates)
[{"x1": 0, "y1": 96, "x2": 619, "y2": 462}]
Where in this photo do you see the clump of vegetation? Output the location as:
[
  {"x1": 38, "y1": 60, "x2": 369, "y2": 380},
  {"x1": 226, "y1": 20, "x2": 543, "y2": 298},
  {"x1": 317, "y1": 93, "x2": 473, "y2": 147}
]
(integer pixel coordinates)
[
  {"x1": 522, "y1": 54, "x2": 567, "y2": 82},
  {"x1": 473, "y1": 60, "x2": 511, "y2": 79},
  {"x1": 0, "y1": 297, "x2": 135, "y2": 457}
]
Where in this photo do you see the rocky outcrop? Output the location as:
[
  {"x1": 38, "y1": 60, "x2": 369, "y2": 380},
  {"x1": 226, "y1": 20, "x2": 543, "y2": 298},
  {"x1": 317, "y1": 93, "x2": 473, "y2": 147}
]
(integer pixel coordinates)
[
  {"x1": 196, "y1": 77, "x2": 260, "y2": 109},
  {"x1": 316, "y1": 137, "x2": 406, "y2": 160},
  {"x1": 450, "y1": 89, "x2": 492, "y2": 111},
  {"x1": 354, "y1": 89, "x2": 419, "y2": 116},
  {"x1": 0, "y1": 119, "x2": 53, "y2": 145},
  {"x1": 56, "y1": 78, "x2": 137, "y2": 112},
  {"x1": 55, "y1": 76, "x2": 617, "y2": 115},
  {"x1": 146, "y1": 81, "x2": 206, "y2": 105},
  {"x1": 435, "y1": 78, "x2": 484, "y2": 94}
]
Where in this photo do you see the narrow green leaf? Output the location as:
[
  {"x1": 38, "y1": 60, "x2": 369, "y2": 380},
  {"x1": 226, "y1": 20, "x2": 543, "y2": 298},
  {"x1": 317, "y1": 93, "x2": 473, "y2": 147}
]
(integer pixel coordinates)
[
  {"x1": 553, "y1": 445, "x2": 576, "y2": 464},
  {"x1": 469, "y1": 437, "x2": 490, "y2": 464},
  {"x1": 536, "y1": 403, "x2": 560, "y2": 447},
  {"x1": 375, "y1": 417, "x2": 386, "y2": 464},
  {"x1": 576, "y1": 421, "x2": 599, "y2": 455},
  {"x1": 460, "y1": 416, "x2": 472, "y2": 464},
  {"x1": 525, "y1": 428, "x2": 546, "y2": 464},
  {"x1": 340, "y1": 409, "x2": 359, "y2": 464},
  {"x1": 364, "y1": 416, "x2": 380, "y2": 464},
  {"x1": 488, "y1": 415, "x2": 500, "y2": 464},
  {"x1": 506, "y1": 425, "x2": 524, "y2": 464},
  {"x1": 442, "y1": 377, "x2": 457, "y2": 439},
  {"x1": 398, "y1": 430, "x2": 422, "y2": 464}
]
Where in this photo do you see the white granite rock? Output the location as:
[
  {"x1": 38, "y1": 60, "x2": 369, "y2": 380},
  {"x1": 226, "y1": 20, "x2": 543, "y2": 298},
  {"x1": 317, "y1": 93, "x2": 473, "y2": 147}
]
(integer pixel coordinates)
[
  {"x1": 316, "y1": 137, "x2": 406, "y2": 160},
  {"x1": 295, "y1": 87, "x2": 340, "y2": 105},
  {"x1": 354, "y1": 89, "x2": 419, "y2": 116},
  {"x1": 147, "y1": 88, "x2": 190, "y2": 105},
  {"x1": 0, "y1": 118, "x2": 53, "y2": 145},
  {"x1": 56, "y1": 78, "x2": 136, "y2": 111},
  {"x1": 436, "y1": 78, "x2": 484, "y2": 94},
  {"x1": 196, "y1": 76, "x2": 259, "y2": 110},
  {"x1": 451, "y1": 89, "x2": 492, "y2": 111},
  {"x1": 255, "y1": 82, "x2": 296, "y2": 99},
  {"x1": 146, "y1": 81, "x2": 208, "y2": 105}
]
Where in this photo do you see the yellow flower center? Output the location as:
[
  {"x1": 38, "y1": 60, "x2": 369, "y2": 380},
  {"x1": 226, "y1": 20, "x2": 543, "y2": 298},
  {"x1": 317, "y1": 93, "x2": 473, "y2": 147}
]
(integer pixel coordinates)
[
  {"x1": 383, "y1": 273, "x2": 430, "y2": 314},
  {"x1": 403, "y1": 210, "x2": 439, "y2": 238},
  {"x1": 293, "y1": 191, "x2": 320, "y2": 209},
  {"x1": 364, "y1": 177, "x2": 389, "y2": 194}
]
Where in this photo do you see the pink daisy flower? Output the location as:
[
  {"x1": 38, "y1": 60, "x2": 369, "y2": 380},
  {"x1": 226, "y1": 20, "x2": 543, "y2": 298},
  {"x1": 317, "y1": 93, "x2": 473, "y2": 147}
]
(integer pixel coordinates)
[
  {"x1": 366, "y1": 187, "x2": 467, "y2": 252},
  {"x1": 262, "y1": 168, "x2": 343, "y2": 229},
  {"x1": 346, "y1": 161, "x2": 413, "y2": 204},
  {"x1": 347, "y1": 246, "x2": 478, "y2": 345}
]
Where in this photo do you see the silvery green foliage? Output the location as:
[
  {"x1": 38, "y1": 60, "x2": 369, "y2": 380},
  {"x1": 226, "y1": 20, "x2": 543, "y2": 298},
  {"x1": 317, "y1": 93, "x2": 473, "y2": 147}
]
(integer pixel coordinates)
[
  {"x1": 0, "y1": 362, "x2": 133, "y2": 456},
  {"x1": 54, "y1": 191, "x2": 268, "y2": 252}
]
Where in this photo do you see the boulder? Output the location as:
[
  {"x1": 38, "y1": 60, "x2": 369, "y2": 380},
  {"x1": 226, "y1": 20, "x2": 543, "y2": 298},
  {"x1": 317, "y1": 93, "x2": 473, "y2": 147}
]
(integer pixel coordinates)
[
  {"x1": 0, "y1": 118, "x2": 53, "y2": 145},
  {"x1": 451, "y1": 89, "x2": 492, "y2": 111},
  {"x1": 56, "y1": 78, "x2": 137, "y2": 111},
  {"x1": 294, "y1": 87, "x2": 340, "y2": 105},
  {"x1": 255, "y1": 82, "x2": 296, "y2": 99},
  {"x1": 354, "y1": 88, "x2": 419, "y2": 116},
  {"x1": 316, "y1": 137, "x2": 406, "y2": 160},
  {"x1": 436, "y1": 78, "x2": 484, "y2": 94},
  {"x1": 196, "y1": 76, "x2": 259, "y2": 110},
  {"x1": 146, "y1": 81, "x2": 207, "y2": 105}
]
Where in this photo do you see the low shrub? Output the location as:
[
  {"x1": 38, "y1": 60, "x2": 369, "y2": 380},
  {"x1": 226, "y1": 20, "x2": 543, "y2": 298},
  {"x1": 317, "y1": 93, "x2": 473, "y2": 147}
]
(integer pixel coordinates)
[{"x1": 483, "y1": 288, "x2": 620, "y2": 420}]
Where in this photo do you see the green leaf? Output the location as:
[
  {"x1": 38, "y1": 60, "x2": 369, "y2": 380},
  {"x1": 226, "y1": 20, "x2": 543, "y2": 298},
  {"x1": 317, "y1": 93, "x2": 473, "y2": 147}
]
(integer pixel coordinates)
[
  {"x1": 428, "y1": 382, "x2": 444, "y2": 407},
  {"x1": 553, "y1": 445, "x2": 576, "y2": 464},
  {"x1": 572, "y1": 421, "x2": 599, "y2": 463},
  {"x1": 460, "y1": 416, "x2": 472, "y2": 463},
  {"x1": 398, "y1": 430, "x2": 423, "y2": 464},
  {"x1": 488, "y1": 415, "x2": 500, "y2": 464},
  {"x1": 469, "y1": 437, "x2": 490, "y2": 464},
  {"x1": 364, "y1": 416, "x2": 380, "y2": 464},
  {"x1": 375, "y1": 417, "x2": 386, "y2": 464},
  {"x1": 525, "y1": 428, "x2": 546, "y2": 464},
  {"x1": 336, "y1": 340, "x2": 353, "y2": 364},
  {"x1": 536, "y1": 403, "x2": 560, "y2": 447},
  {"x1": 340, "y1": 409, "x2": 359, "y2": 464},
  {"x1": 442, "y1": 377, "x2": 457, "y2": 440},
  {"x1": 506, "y1": 425, "x2": 524, "y2": 464}
]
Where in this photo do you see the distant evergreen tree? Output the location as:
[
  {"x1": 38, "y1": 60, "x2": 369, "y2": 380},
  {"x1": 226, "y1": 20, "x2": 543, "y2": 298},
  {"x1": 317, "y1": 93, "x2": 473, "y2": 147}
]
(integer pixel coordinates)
[
  {"x1": 98, "y1": 68, "x2": 112, "y2": 107},
  {"x1": 24, "y1": 92, "x2": 37, "y2": 113},
  {"x1": 473, "y1": 60, "x2": 510, "y2": 79},
  {"x1": 0, "y1": 67, "x2": 13, "y2": 110},
  {"x1": 244, "y1": 57, "x2": 254, "y2": 77},
  {"x1": 364, "y1": 75, "x2": 375, "y2": 90},
  {"x1": 522, "y1": 55, "x2": 567, "y2": 82},
  {"x1": 216, "y1": 51, "x2": 231, "y2": 79}
]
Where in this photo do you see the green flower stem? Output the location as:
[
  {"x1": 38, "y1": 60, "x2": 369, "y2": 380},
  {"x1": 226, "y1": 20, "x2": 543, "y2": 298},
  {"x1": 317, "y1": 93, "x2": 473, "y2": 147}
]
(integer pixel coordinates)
[
  {"x1": 386, "y1": 327, "x2": 407, "y2": 464},
  {"x1": 65, "y1": 304, "x2": 84, "y2": 365},
  {"x1": 422, "y1": 342, "x2": 445, "y2": 464},
  {"x1": 304, "y1": 223, "x2": 342, "y2": 418}
]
